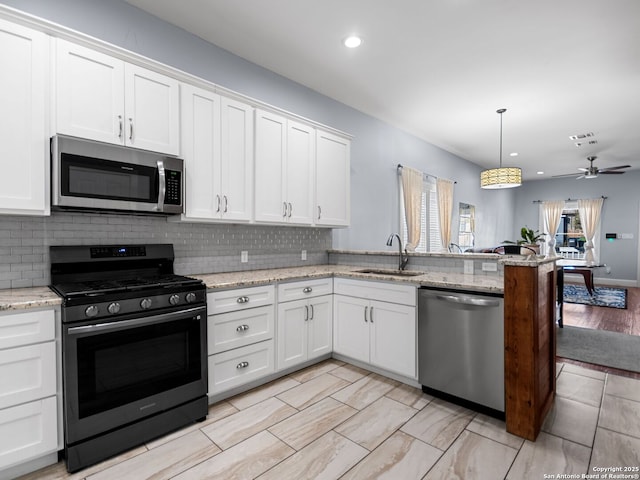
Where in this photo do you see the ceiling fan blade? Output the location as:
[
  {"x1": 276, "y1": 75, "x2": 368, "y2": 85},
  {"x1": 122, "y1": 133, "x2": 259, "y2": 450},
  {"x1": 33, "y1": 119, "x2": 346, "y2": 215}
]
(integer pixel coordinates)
[
  {"x1": 576, "y1": 175, "x2": 586, "y2": 180},
  {"x1": 577, "y1": 167, "x2": 589, "y2": 172},
  {"x1": 599, "y1": 165, "x2": 631, "y2": 172},
  {"x1": 599, "y1": 170, "x2": 626, "y2": 174}
]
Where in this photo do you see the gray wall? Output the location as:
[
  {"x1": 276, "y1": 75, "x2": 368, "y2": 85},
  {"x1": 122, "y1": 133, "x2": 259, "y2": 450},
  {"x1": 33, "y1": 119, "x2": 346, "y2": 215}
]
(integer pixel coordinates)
[
  {"x1": 513, "y1": 171, "x2": 640, "y2": 282},
  {"x1": 1, "y1": 0, "x2": 514, "y2": 254}
]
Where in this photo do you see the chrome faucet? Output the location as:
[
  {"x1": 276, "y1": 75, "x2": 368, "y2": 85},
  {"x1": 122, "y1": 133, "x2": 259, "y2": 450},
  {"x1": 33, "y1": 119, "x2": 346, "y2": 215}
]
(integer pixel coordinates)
[{"x1": 386, "y1": 234, "x2": 409, "y2": 270}]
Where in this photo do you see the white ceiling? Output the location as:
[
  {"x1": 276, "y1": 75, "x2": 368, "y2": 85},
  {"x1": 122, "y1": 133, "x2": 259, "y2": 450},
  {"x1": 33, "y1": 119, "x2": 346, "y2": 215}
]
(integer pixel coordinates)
[{"x1": 125, "y1": 0, "x2": 640, "y2": 181}]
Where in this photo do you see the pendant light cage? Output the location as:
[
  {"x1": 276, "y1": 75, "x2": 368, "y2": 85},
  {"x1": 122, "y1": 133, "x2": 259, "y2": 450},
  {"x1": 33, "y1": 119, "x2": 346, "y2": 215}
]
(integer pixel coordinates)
[{"x1": 480, "y1": 109, "x2": 522, "y2": 189}]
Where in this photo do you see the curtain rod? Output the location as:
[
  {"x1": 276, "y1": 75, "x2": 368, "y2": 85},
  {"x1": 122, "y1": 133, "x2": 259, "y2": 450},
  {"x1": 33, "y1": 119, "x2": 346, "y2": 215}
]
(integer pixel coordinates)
[
  {"x1": 532, "y1": 196, "x2": 607, "y2": 204},
  {"x1": 396, "y1": 163, "x2": 457, "y2": 184}
]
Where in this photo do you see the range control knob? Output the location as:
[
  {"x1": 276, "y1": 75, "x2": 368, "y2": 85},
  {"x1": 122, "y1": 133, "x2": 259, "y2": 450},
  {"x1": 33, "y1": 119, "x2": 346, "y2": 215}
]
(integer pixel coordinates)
[
  {"x1": 140, "y1": 298, "x2": 152, "y2": 309},
  {"x1": 85, "y1": 305, "x2": 99, "y2": 318},
  {"x1": 169, "y1": 294, "x2": 180, "y2": 306},
  {"x1": 185, "y1": 292, "x2": 197, "y2": 304},
  {"x1": 107, "y1": 302, "x2": 121, "y2": 314}
]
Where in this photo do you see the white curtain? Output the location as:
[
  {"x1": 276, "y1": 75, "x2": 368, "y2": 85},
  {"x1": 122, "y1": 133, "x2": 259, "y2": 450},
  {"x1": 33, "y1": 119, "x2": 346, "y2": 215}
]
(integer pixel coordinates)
[
  {"x1": 401, "y1": 166, "x2": 424, "y2": 251},
  {"x1": 436, "y1": 178, "x2": 454, "y2": 252},
  {"x1": 578, "y1": 197, "x2": 604, "y2": 265},
  {"x1": 542, "y1": 200, "x2": 565, "y2": 258}
]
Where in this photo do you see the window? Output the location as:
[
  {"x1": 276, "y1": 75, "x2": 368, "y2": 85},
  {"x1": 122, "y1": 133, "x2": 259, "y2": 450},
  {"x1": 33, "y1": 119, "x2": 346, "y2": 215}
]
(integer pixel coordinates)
[
  {"x1": 540, "y1": 200, "x2": 600, "y2": 262},
  {"x1": 400, "y1": 177, "x2": 441, "y2": 253}
]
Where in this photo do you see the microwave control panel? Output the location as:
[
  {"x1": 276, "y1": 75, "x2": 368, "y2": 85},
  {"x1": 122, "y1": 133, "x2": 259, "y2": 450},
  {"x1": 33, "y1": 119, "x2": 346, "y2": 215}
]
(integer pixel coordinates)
[{"x1": 165, "y1": 170, "x2": 182, "y2": 205}]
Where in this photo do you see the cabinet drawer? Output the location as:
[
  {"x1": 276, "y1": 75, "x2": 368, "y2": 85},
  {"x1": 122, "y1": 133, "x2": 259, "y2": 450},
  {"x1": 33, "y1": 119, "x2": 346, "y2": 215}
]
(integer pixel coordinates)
[
  {"x1": 0, "y1": 309, "x2": 55, "y2": 350},
  {"x1": 0, "y1": 396, "x2": 57, "y2": 470},
  {"x1": 207, "y1": 285, "x2": 275, "y2": 314},
  {"x1": 0, "y1": 342, "x2": 56, "y2": 410},
  {"x1": 277, "y1": 278, "x2": 333, "y2": 302},
  {"x1": 334, "y1": 278, "x2": 416, "y2": 306},
  {"x1": 208, "y1": 340, "x2": 274, "y2": 395},
  {"x1": 208, "y1": 305, "x2": 274, "y2": 354}
]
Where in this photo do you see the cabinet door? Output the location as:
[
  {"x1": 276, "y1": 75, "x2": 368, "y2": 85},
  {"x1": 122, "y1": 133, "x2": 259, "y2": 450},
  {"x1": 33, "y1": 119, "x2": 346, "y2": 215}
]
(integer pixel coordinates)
[
  {"x1": 333, "y1": 295, "x2": 369, "y2": 363},
  {"x1": 254, "y1": 109, "x2": 286, "y2": 223},
  {"x1": 124, "y1": 63, "x2": 180, "y2": 155},
  {"x1": 208, "y1": 340, "x2": 274, "y2": 395},
  {"x1": 285, "y1": 120, "x2": 314, "y2": 225},
  {"x1": 0, "y1": 397, "x2": 57, "y2": 470},
  {"x1": 181, "y1": 84, "x2": 221, "y2": 220},
  {"x1": 220, "y1": 97, "x2": 253, "y2": 221},
  {"x1": 277, "y1": 298, "x2": 307, "y2": 370},
  {"x1": 316, "y1": 130, "x2": 350, "y2": 226},
  {"x1": 56, "y1": 38, "x2": 124, "y2": 145},
  {"x1": 308, "y1": 295, "x2": 333, "y2": 360},
  {"x1": 369, "y1": 300, "x2": 416, "y2": 378},
  {"x1": 0, "y1": 20, "x2": 47, "y2": 215}
]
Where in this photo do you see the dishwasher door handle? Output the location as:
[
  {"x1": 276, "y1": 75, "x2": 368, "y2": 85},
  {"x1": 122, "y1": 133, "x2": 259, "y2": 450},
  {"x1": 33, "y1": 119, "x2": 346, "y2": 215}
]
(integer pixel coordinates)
[{"x1": 435, "y1": 294, "x2": 501, "y2": 308}]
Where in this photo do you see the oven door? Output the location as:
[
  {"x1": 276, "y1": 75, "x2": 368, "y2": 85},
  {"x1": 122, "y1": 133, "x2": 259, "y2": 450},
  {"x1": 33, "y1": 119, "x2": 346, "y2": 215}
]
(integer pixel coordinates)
[{"x1": 62, "y1": 305, "x2": 207, "y2": 444}]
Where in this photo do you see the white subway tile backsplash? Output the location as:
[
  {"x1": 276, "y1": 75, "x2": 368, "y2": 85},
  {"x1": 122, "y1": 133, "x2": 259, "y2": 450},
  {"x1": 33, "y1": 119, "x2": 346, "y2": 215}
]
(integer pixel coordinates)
[{"x1": 0, "y1": 212, "x2": 332, "y2": 288}]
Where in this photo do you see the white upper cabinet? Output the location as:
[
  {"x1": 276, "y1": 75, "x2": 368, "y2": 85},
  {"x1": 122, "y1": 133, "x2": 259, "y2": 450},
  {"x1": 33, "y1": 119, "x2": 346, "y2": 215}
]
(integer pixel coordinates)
[
  {"x1": 254, "y1": 109, "x2": 314, "y2": 225},
  {"x1": 316, "y1": 130, "x2": 350, "y2": 226},
  {"x1": 56, "y1": 39, "x2": 179, "y2": 155},
  {"x1": 181, "y1": 84, "x2": 253, "y2": 222},
  {"x1": 0, "y1": 19, "x2": 48, "y2": 215}
]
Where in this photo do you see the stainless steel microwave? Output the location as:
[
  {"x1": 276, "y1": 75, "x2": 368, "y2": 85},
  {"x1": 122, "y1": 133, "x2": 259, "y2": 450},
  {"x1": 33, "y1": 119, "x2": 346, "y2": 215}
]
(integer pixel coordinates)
[{"x1": 51, "y1": 135, "x2": 184, "y2": 215}]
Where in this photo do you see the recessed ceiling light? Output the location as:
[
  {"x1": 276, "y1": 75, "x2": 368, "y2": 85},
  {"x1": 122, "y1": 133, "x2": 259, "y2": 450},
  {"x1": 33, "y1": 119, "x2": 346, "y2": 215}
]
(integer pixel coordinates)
[
  {"x1": 537, "y1": 171, "x2": 545, "y2": 175},
  {"x1": 343, "y1": 35, "x2": 362, "y2": 48},
  {"x1": 509, "y1": 152, "x2": 518, "y2": 157}
]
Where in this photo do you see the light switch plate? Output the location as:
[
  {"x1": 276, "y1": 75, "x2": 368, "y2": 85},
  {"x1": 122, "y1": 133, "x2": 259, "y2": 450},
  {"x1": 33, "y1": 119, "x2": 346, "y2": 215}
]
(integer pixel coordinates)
[
  {"x1": 301, "y1": 250, "x2": 307, "y2": 261},
  {"x1": 482, "y1": 262, "x2": 498, "y2": 272},
  {"x1": 241, "y1": 251, "x2": 248, "y2": 263}
]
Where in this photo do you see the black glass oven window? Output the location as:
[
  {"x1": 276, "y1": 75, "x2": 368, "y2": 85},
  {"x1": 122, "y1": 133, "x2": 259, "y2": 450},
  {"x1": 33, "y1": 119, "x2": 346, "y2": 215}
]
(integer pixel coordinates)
[
  {"x1": 62, "y1": 153, "x2": 157, "y2": 203},
  {"x1": 75, "y1": 317, "x2": 201, "y2": 418}
]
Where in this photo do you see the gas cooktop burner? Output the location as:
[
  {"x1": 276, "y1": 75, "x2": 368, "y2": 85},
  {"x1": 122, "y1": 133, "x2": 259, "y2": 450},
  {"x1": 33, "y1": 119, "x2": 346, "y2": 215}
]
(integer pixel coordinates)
[{"x1": 51, "y1": 274, "x2": 202, "y2": 298}]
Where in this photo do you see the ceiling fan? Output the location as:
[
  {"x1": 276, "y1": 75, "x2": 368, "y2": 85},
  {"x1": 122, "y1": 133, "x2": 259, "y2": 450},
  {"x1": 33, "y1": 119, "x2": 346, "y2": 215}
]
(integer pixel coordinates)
[{"x1": 553, "y1": 156, "x2": 631, "y2": 179}]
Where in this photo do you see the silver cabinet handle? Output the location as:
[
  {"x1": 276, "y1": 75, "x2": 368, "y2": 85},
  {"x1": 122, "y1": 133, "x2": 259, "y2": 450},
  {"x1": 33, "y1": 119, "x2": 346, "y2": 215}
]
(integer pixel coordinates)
[
  {"x1": 283, "y1": 202, "x2": 288, "y2": 218},
  {"x1": 216, "y1": 195, "x2": 221, "y2": 213},
  {"x1": 118, "y1": 115, "x2": 123, "y2": 138},
  {"x1": 364, "y1": 305, "x2": 368, "y2": 322},
  {"x1": 236, "y1": 361, "x2": 249, "y2": 369},
  {"x1": 288, "y1": 202, "x2": 292, "y2": 217},
  {"x1": 310, "y1": 304, "x2": 314, "y2": 320},
  {"x1": 302, "y1": 287, "x2": 313, "y2": 294},
  {"x1": 236, "y1": 324, "x2": 249, "y2": 332},
  {"x1": 236, "y1": 296, "x2": 250, "y2": 304},
  {"x1": 370, "y1": 306, "x2": 373, "y2": 323},
  {"x1": 129, "y1": 117, "x2": 134, "y2": 141},
  {"x1": 304, "y1": 305, "x2": 309, "y2": 321},
  {"x1": 318, "y1": 205, "x2": 322, "y2": 220},
  {"x1": 223, "y1": 195, "x2": 228, "y2": 213}
]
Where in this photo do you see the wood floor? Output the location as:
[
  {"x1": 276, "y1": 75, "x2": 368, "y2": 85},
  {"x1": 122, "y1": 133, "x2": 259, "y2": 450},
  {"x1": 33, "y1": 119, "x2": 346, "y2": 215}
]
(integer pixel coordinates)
[{"x1": 559, "y1": 284, "x2": 640, "y2": 379}]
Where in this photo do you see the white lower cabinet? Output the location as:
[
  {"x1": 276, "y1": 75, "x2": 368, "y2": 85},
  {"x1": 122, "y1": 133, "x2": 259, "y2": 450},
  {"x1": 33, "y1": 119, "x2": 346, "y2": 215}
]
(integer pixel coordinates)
[
  {"x1": 206, "y1": 286, "x2": 275, "y2": 396},
  {"x1": 333, "y1": 278, "x2": 417, "y2": 379},
  {"x1": 276, "y1": 278, "x2": 333, "y2": 371},
  {"x1": 0, "y1": 309, "x2": 59, "y2": 475}
]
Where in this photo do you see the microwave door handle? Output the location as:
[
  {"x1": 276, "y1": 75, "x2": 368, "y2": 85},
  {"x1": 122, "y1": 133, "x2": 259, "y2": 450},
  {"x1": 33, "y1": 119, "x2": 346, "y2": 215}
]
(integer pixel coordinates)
[{"x1": 157, "y1": 159, "x2": 165, "y2": 212}]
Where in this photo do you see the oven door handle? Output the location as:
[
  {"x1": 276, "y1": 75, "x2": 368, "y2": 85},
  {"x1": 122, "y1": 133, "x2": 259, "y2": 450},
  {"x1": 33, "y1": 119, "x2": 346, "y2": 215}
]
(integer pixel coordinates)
[
  {"x1": 67, "y1": 306, "x2": 206, "y2": 336},
  {"x1": 156, "y1": 159, "x2": 166, "y2": 212}
]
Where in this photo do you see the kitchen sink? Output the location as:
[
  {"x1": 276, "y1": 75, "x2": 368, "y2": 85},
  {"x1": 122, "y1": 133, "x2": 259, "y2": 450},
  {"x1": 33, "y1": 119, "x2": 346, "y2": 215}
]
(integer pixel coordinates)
[{"x1": 355, "y1": 268, "x2": 424, "y2": 277}]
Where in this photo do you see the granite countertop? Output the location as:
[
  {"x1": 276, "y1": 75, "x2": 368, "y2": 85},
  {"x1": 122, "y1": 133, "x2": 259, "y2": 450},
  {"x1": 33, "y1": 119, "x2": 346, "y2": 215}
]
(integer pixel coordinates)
[
  {"x1": 193, "y1": 264, "x2": 504, "y2": 294},
  {"x1": 0, "y1": 287, "x2": 62, "y2": 312},
  {"x1": 0, "y1": 263, "x2": 509, "y2": 311}
]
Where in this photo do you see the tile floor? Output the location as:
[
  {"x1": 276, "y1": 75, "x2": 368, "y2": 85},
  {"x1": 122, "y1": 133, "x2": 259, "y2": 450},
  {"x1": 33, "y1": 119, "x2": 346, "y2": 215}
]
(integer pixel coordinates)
[{"x1": 19, "y1": 360, "x2": 640, "y2": 480}]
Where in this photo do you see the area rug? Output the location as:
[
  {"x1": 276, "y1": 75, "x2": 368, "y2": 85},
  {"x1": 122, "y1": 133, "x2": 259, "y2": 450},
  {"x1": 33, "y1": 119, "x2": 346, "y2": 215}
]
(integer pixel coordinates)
[
  {"x1": 557, "y1": 326, "x2": 640, "y2": 373},
  {"x1": 563, "y1": 284, "x2": 627, "y2": 309}
]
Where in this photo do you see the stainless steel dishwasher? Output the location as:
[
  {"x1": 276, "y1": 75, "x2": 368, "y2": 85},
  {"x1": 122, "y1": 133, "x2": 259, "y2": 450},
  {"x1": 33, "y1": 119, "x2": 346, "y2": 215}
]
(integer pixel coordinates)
[{"x1": 418, "y1": 287, "x2": 504, "y2": 416}]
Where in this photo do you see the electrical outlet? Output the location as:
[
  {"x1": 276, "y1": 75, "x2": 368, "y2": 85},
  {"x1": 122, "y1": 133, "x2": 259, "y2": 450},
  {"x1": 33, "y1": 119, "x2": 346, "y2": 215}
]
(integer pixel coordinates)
[
  {"x1": 301, "y1": 250, "x2": 307, "y2": 261},
  {"x1": 241, "y1": 251, "x2": 248, "y2": 263},
  {"x1": 463, "y1": 260, "x2": 474, "y2": 275},
  {"x1": 482, "y1": 262, "x2": 498, "y2": 272}
]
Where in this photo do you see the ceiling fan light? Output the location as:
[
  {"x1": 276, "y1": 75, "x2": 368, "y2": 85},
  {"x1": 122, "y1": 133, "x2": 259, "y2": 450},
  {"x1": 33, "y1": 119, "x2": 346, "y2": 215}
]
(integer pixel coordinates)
[{"x1": 480, "y1": 167, "x2": 522, "y2": 188}]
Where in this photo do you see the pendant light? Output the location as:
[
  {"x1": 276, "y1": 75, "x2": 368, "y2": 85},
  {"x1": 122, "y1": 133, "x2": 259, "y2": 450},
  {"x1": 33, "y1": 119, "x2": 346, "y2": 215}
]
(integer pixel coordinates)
[{"x1": 480, "y1": 108, "x2": 522, "y2": 189}]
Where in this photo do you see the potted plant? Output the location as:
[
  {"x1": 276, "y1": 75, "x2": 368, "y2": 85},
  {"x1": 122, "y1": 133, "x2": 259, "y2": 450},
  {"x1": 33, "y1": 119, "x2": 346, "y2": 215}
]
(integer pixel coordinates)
[{"x1": 503, "y1": 227, "x2": 545, "y2": 255}]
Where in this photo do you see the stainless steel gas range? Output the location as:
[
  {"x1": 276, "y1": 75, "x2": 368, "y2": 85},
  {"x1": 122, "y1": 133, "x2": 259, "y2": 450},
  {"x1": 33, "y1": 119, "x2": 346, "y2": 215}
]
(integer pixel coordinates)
[{"x1": 49, "y1": 244, "x2": 208, "y2": 473}]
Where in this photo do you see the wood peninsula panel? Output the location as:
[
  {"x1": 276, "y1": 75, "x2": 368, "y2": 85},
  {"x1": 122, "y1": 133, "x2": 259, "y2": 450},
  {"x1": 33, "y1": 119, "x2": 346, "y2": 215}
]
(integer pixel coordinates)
[{"x1": 504, "y1": 260, "x2": 557, "y2": 440}]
